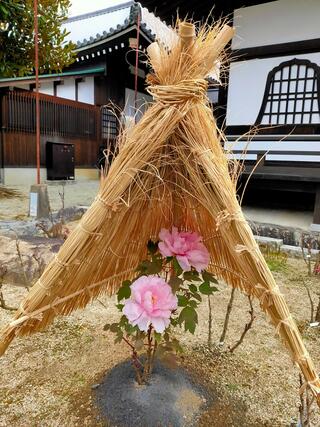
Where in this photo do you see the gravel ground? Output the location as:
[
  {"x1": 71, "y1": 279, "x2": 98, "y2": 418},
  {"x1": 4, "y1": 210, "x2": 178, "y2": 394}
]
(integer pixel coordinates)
[
  {"x1": 0, "y1": 180, "x2": 99, "y2": 220},
  {"x1": 0, "y1": 257, "x2": 319, "y2": 426}
]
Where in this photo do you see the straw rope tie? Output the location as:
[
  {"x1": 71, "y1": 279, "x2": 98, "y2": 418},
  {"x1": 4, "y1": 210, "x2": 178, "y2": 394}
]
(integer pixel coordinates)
[
  {"x1": 95, "y1": 195, "x2": 119, "y2": 212},
  {"x1": 234, "y1": 244, "x2": 260, "y2": 261},
  {"x1": 79, "y1": 223, "x2": 103, "y2": 238},
  {"x1": 37, "y1": 279, "x2": 53, "y2": 296},
  {"x1": 216, "y1": 209, "x2": 245, "y2": 231},
  {"x1": 54, "y1": 255, "x2": 69, "y2": 269},
  {"x1": 275, "y1": 316, "x2": 295, "y2": 335},
  {"x1": 147, "y1": 79, "x2": 208, "y2": 105},
  {"x1": 254, "y1": 284, "x2": 282, "y2": 309},
  {"x1": 300, "y1": 378, "x2": 320, "y2": 395},
  {"x1": 294, "y1": 352, "x2": 311, "y2": 365}
]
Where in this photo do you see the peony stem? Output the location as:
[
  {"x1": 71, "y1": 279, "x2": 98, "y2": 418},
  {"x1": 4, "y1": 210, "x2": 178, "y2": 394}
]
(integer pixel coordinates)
[{"x1": 142, "y1": 324, "x2": 153, "y2": 382}]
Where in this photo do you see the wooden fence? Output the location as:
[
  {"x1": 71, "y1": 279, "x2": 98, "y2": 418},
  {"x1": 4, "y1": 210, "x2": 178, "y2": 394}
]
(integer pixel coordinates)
[{"x1": 0, "y1": 90, "x2": 108, "y2": 168}]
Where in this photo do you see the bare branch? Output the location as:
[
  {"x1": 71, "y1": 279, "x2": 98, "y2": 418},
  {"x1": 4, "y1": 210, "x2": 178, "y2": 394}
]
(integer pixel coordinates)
[{"x1": 229, "y1": 295, "x2": 255, "y2": 353}]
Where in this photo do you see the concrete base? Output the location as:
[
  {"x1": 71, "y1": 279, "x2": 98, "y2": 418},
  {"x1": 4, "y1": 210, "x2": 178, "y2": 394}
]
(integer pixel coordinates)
[
  {"x1": 29, "y1": 184, "x2": 50, "y2": 219},
  {"x1": 310, "y1": 223, "x2": 320, "y2": 232},
  {"x1": 2, "y1": 168, "x2": 99, "y2": 186}
]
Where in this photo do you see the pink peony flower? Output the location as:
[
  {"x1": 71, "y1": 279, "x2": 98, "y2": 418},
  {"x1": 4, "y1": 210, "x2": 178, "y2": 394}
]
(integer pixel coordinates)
[
  {"x1": 123, "y1": 276, "x2": 177, "y2": 333},
  {"x1": 158, "y1": 227, "x2": 210, "y2": 272}
]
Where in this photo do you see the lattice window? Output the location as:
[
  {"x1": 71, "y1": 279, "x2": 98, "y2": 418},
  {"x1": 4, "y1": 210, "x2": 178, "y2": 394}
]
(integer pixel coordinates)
[
  {"x1": 255, "y1": 58, "x2": 320, "y2": 126},
  {"x1": 101, "y1": 107, "x2": 118, "y2": 139}
]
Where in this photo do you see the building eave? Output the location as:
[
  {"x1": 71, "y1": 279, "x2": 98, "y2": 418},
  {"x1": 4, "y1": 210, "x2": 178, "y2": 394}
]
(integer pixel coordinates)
[{"x1": 0, "y1": 67, "x2": 106, "y2": 88}]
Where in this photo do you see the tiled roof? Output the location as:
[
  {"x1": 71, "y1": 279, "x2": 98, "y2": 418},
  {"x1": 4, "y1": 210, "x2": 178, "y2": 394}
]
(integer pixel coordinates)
[{"x1": 62, "y1": 1, "x2": 177, "y2": 50}]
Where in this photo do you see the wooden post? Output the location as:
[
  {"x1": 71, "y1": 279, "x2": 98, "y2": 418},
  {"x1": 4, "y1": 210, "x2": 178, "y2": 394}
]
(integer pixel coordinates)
[{"x1": 34, "y1": 0, "x2": 40, "y2": 184}]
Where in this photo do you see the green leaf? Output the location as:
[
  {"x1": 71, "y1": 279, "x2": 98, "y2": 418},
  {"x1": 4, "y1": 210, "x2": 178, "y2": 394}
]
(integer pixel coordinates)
[
  {"x1": 177, "y1": 295, "x2": 188, "y2": 307},
  {"x1": 125, "y1": 324, "x2": 138, "y2": 335},
  {"x1": 138, "y1": 258, "x2": 162, "y2": 275},
  {"x1": 116, "y1": 303, "x2": 124, "y2": 311},
  {"x1": 202, "y1": 271, "x2": 218, "y2": 284},
  {"x1": 110, "y1": 323, "x2": 120, "y2": 333},
  {"x1": 165, "y1": 256, "x2": 173, "y2": 264},
  {"x1": 117, "y1": 285, "x2": 131, "y2": 301},
  {"x1": 114, "y1": 330, "x2": 123, "y2": 343},
  {"x1": 185, "y1": 319, "x2": 196, "y2": 334},
  {"x1": 147, "y1": 240, "x2": 158, "y2": 254},
  {"x1": 183, "y1": 271, "x2": 201, "y2": 282},
  {"x1": 191, "y1": 292, "x2": 202, "y2": 302},
  {"x1": 199, "y1": 281, "x2": 212, "y2": 295},
  {"x1": 122, "y1": 280, "x2": 131, "y2": 287},
  {"x1": 169, "y1": 276, "x2": 183, "y2": 293},
  {"x1": 189, "y1": 300, "x2": 198, "y2": 308},
  {"x1": 199, "y1": 281, "x2": 219, "y2": 295},
  {"x1": 119, "y1": 315, "x2": 128, "y2": 327},
  {"x1": 178, "y1": 306, "x2": 198, "y2": 334},
  {"x1": 189, "y1": 283, "x2": 197, "y2": 293},
  {"x1": 173, "y1": 258, "x2": 183, "y2": 276},
  {"x1": 154, "y1": 332, "x2": 162, "y2": 343},
  {"x1": 103, "y1": 323, "x2": 111, "y2": 331},
  {"x1": 171, "y1": 338, "x2": 184, "y2": 353}
]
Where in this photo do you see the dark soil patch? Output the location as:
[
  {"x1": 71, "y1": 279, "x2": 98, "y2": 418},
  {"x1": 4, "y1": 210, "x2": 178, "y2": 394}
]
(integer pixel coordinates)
[{"x1": 94, "y1": 359, "x2": 211, "y2": 427}]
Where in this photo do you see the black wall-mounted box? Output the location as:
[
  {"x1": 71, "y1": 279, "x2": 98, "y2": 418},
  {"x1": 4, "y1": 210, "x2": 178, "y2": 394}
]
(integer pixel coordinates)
[{"x1": 46, "y1": 142, "x2": 75, "y2": 180}]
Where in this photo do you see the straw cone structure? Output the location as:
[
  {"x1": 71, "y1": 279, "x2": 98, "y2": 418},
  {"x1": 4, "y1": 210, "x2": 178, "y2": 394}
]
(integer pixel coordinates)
[{"x1": 1, "y1": 21, "x2": 319, "y2": 406}]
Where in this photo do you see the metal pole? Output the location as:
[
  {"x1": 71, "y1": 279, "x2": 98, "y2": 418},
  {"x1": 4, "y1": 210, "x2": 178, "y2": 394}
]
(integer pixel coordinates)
[
  {"x1": 134, "y1": 9, "x2": 140, "y2": 119},
  {"x1": 34, "y1": 0, "x2": 40, "y2": 184}
]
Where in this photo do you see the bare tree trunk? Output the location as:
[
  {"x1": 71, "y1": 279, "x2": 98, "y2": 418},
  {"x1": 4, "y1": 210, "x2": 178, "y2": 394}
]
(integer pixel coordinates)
[
  {"x1": 229, "y1": 295, "x2": 255, "y2": 353},
  {"x1": 302, "y1": 280, "x2": 315, "y2": 323},
  {"x1": 219, "y1": 287, "x2": 236, "y2": 345},
  {"x1": 208, "y1": 296, "x2": 213, "y2": 347},
  {"x1": 315, "y1": 296, "x2": 320, "y2": 323}
]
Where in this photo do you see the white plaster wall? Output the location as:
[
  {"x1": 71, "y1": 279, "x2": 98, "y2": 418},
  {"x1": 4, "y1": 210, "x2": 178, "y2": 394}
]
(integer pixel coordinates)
[
  {"x1": 124, "y1": 88, "x2": 153, "y2": 123},
  {"x1": 14, "y1": 84, "x2": 30, "y2": 90},
  {"x1": 56, "y1": 79, "x2": 75, "y2": 100},
  {"x1": 77, "y1": 77, "x2": 94, "y2": 104},
  {"x1": 39, "y1": 81, "x2": 54, "y2": 95},
  {"x1": 232, "y1": 0, "x2": 320, "y2": 50},
  {"x1": 226, "y1": 51, "x2": 320, "y2": 126},
  {"x1": 225, "y1": 140, "x2": 320, "y2": 162}
]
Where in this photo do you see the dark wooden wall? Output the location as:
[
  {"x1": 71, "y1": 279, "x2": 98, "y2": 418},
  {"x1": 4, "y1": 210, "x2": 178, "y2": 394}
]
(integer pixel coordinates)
[
  {"x1": 0, "y1": 90, "x2": 102, "y2": 168},
  {"x1": 2, "y1": 133, "x2": 101, "y2": 167}
]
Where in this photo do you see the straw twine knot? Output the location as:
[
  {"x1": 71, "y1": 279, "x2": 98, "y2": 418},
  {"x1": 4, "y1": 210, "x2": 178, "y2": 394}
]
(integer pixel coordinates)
[
  {"x1": 216, "y1": 209, "x2": 245, "y2": 231},
  {"x1": 147, "y1": 79, "x2": 208, "y2": 105},
  {"x1": 254, "y1": 284, "x2": 282, "y2": 310},
  {"x1": 300, "y1": 378, "x2": 320, "y2": 396}
]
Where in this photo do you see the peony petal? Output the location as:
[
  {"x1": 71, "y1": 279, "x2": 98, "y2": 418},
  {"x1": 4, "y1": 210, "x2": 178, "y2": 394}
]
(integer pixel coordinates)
[
  {"x1": 158, "y1": 241, "x2": 173, "y2": 257},
  {"x1": 151, "y1": 316, "x2": 169, "y2": 333},
  {"x1": 176, "y1": 255, "x2": 191, "y2": 271},
  {"x1": 123, "y1": 300, "x2": 143, "y2": 323}
]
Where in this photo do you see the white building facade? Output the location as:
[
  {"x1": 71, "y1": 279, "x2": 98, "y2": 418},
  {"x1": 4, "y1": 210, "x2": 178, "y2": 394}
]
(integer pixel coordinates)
[{"x1": 225, "y1": 0, "x2": 320, "y2": 228}]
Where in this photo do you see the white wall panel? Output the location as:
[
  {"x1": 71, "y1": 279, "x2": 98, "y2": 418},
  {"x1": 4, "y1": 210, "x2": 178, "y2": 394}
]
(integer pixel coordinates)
[
  {"x1": 232, "y1": 0, "x2": 320, "y2": 49},
  {"x1": 77, "y1": 77, "x2": 94, "y2": 104},
  {"x1": 39, "y1": 81, "x2": 54, "y2": 95},
  {"x1": 226, "y1": 52, "x2": 320, "y2": 126},
  {"x1": 56, "y1": 79, "x2": 75, "y2": 100}
]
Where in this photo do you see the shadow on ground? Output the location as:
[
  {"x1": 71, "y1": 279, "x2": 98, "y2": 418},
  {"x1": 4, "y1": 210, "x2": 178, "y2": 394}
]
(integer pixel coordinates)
[{"x1": 94, "y1": 359, "x2": 211, "y2": 427}]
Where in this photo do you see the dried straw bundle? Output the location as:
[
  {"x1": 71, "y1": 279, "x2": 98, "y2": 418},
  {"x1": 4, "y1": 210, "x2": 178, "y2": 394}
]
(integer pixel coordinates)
[{"x1": 0, "y1": 21, "x2": 319, "y2": 406}]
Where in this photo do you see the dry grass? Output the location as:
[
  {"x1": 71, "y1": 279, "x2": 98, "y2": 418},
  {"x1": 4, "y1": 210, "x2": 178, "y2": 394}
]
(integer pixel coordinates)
[{"x1": 0, "y1": 186, "x2": 24, "y2": 200}]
